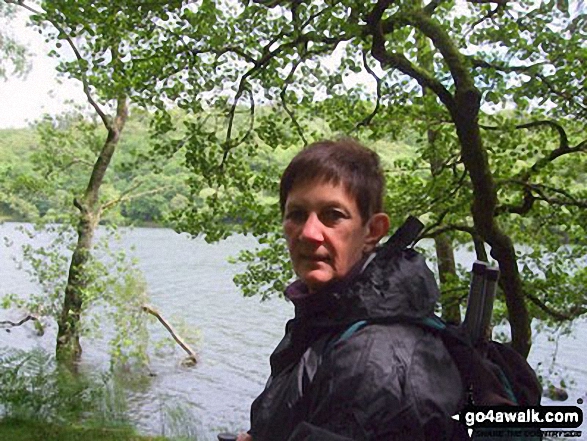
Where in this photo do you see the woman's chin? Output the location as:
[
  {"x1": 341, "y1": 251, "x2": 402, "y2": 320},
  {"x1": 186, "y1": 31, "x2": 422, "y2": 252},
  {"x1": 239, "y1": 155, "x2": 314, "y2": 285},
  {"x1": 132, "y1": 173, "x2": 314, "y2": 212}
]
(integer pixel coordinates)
[{"x1": 301, "y1": 270, "x2": 334, "y2": 292}]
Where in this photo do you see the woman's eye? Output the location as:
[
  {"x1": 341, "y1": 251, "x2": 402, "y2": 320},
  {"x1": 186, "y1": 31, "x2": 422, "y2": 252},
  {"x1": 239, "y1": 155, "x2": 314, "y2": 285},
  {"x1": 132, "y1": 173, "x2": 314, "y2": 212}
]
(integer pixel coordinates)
[
  {"x1": 285, "y1": 210, "x2": 306, "y2": 223},
  {"x1": 320, "y1": 209, "x2": 346, "y2": 225}
]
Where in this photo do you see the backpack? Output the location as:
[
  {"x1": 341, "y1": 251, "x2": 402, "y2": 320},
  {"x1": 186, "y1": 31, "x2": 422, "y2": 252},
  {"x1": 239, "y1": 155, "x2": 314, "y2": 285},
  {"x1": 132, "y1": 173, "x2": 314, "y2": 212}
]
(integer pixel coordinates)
[
  {"x1": 336, "y1": 216, "x2": 542, "y2": 408},
  {"x1": 336, "y1": 315, "x2": 541, "y2": 407}
]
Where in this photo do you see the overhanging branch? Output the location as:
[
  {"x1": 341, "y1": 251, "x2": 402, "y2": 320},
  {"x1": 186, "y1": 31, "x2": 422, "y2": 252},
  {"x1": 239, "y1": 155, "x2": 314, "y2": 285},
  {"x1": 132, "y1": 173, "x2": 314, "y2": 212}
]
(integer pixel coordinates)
[
  {"x1": 482, "y1": 120, "x2": 586, "y2": 183},
  {"x1": 471, "y1": 57, "x2": 587, "y2": 116},
  {"x1": 399, "y1": 10, "x2": 475, "y2": 94},
  {"x1": 496, "y1": 180, "x2": 587, "y2": 215},
  {"x1": 525, "y1": 292, "x2": 587, "y2": 322},
  {"x1": 280, "y1": 59, "x2": 307, "y2": 145},
  {"x1": 353, "y1": 50, "x2": 383, "y2": 130},
  {"x1": 529, "y1": 183, "x2": 587, "y2": 209},
  {"x1": 0, "y1": 314, "x2": 39, "y2": 328},
  {"x1": 369, "y1": 36, "x2": 455, "y2": 112},
  {"x1": 101, "y1": 184, "x2": 175, "y2": 212}
]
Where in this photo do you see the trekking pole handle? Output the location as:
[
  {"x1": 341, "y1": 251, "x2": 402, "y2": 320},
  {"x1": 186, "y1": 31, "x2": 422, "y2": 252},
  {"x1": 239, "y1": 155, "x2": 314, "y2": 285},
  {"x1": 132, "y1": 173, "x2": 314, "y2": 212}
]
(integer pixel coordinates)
[
  {"x1": 479, "y1": 266, "x2": 499, "y2": 342},
  {"x1": 462, "y1": 260, "x2": 487, "y2": 343}
]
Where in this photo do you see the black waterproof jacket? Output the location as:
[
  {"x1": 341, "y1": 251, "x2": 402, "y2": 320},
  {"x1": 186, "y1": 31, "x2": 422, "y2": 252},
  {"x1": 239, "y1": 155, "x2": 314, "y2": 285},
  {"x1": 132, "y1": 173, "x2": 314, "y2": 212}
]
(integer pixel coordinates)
[{"x1": 248, "y1": 247, "x2": 469, "y2": 441}]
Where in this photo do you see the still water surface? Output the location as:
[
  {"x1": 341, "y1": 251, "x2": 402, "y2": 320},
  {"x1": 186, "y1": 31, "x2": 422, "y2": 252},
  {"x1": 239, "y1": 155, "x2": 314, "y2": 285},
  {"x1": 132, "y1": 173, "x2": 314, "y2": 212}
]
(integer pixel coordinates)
[{"x1": 1, "y1": 223, "x2": 586, "y2": 440}]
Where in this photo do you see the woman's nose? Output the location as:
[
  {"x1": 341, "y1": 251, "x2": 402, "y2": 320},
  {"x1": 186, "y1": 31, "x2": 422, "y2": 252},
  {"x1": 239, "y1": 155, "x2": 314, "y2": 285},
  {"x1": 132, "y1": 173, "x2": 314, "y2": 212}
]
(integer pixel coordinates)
[{"x1": 300, "y1": 212, "x2": 324, "y2": 243}]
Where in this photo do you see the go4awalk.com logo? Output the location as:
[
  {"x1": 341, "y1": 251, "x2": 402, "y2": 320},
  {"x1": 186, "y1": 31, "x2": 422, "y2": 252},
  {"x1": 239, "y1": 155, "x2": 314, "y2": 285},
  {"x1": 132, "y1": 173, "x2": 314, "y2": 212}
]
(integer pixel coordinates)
[{"x1": 452, "y1": 405, "x2": 583, "y2": 437}]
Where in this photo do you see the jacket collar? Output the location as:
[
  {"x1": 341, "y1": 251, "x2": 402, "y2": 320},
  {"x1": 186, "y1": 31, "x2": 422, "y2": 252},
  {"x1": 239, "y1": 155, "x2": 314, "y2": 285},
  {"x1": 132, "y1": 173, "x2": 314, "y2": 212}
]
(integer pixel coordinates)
[{"x1": 285, "y1": 247, "x2": 439, "y2": 324}]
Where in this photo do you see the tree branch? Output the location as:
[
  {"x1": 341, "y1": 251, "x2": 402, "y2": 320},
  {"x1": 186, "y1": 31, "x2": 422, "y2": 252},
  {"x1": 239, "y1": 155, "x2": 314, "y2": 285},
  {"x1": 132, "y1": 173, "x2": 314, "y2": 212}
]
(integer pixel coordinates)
[
  {"x1": 404, "y1": 10, "x2": 476, "y2": 95},
  {"x1": 463, "y1": 1, "x2": 509, "y2": 41},
  {"x1": 495, "y1": 186, "x2": 535, "y2": 215},
  {"x1": 142, "y1": 304, "x2": 197, "y2": 366},
  {"x1": 525, "y1": 292, "x2": 587, "y2": 322},
  {"x1": 219, "y1": 21, "x2": 353, "y2": 166},
  {"x1": 482, "y1": 120, "x2": 586, "y2": 183},
  {"x1": 279, "y1": 59, "x2": 307, "y2": 145},
  {"x1": 353, "y1": 50, "x2": 382, "y2": 130},
  {"x1": 101, "y1": 184, "x2": 175, "y2": 212},
  {"x1": 419, "y1": 208, "x2": 451, "y2": 238},
  {"x1": 496, "y1": 180, "x2": 587, "y2": 215},
  {"x1": 0, "y1": 314, "x2": 39, "y2": 328},
  {"x1": 422, "y1": 223, "x2": 477, "y2": 239},
  {"x1": 469, "y1": 57, "x2": 548, "y2": 74},
  {"x1": 412, "y1": 167, "x2": 467, "y2": 214},
  {"x1": 73, "y1": 197, "x2": 87, "y2": 214},
  {"x1": 423, "y1": 0, "x2": 446, "y2": 16},
  {"x1": 470, "y1": 58, "x2": 587, "y2": 116},
  {"x1": 367, "y1": 6, "x2": 456, "y2": 112},
  {"x1": 466, "y1": 0, "x2": 508, "y2": 4},
  {"x1": 529, "y1": 183, "x2": 587, "y2": 209}
]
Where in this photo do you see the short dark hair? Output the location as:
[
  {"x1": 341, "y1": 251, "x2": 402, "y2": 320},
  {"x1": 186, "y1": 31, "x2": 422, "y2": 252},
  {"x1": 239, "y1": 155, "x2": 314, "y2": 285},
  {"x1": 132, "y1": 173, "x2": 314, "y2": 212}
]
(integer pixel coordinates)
[{"x1": 279, "y1": 138, "x2": 385, "y2": 223}]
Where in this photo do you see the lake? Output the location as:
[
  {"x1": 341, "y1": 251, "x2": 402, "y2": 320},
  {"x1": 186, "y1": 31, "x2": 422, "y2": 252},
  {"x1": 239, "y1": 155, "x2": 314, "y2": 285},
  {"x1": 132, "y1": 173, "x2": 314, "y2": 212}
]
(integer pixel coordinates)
[{"x1": 1, "y1": 223, "x2": 586, "y2": 440}]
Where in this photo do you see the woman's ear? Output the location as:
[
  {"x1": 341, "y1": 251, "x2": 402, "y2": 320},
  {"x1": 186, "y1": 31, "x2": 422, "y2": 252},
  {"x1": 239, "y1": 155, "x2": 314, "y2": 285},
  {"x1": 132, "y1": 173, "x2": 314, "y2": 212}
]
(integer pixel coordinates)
[{"x1": 364, "y1": 213, "x2": 390, "y2": 253}]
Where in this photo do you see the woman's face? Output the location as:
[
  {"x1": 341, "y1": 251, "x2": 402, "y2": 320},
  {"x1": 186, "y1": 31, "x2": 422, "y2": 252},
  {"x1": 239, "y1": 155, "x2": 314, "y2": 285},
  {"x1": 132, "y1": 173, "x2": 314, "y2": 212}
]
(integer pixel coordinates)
[{"x1": 283, "y1": 179, "x2": 387, "y2": 292}]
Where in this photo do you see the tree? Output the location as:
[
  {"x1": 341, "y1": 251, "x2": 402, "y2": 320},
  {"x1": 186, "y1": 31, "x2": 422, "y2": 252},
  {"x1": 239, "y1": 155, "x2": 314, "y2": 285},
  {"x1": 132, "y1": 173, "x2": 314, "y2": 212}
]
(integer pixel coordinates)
[
  {"x1": 2, "y1": 0, "x2": 183, "y2": 365},
  {"x1": 136, "y1": 0, "x2": 587, "y2": 357}
]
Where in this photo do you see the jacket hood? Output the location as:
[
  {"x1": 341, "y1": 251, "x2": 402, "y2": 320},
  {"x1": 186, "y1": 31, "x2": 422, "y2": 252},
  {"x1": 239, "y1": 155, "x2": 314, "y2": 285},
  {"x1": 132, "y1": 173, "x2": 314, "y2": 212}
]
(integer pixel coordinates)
[{"x1": 344, "y1": 247, "x2": 440, "y2": 321}]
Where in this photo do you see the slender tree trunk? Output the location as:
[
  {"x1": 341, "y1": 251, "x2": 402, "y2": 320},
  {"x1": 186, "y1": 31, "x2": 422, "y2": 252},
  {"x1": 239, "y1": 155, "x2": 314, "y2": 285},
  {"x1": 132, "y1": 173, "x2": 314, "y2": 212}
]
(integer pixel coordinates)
[
  {"x1": 435, "y1": 235, "x2": 460, "y2": 324},
  {"x1": 428, "y1": 125, "x2": 460, "y2": 324},
  {"x1": 416, "y1": 24, "x2": 461, "y2": 325},
  {"x1": 56, "y1": 99, "x2": 128, "y2": 365}
]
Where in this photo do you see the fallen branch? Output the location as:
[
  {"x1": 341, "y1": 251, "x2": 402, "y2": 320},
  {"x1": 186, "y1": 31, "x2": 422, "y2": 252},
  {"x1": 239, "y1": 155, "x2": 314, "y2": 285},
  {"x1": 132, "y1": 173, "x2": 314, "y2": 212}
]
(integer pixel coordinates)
[
  {"x1": 141, "y1": 304, "x2": 197, "y2": 366},
  {"x1": 0, "y1": 314, "x2": 39, "y2": 328}
]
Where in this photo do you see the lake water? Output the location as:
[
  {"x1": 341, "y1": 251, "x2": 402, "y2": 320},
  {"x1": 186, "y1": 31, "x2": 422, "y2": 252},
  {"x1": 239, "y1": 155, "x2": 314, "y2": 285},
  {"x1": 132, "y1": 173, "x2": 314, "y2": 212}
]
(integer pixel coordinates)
[{"x1": 1, "y1": 223, "x2": 586, "y2": 440}]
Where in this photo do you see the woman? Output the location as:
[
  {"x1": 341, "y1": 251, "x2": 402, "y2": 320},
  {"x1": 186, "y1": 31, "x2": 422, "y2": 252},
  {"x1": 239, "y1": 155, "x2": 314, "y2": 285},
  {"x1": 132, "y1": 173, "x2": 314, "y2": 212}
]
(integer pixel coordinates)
[{"x1": 238, "y1": 139, "x2": 466, "y2": 440}]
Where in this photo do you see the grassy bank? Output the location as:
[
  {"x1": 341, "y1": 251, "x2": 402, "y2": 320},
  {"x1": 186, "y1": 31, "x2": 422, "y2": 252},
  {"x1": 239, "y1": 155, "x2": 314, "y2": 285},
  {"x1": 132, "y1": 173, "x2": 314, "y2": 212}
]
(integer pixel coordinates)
[{"x1": 0, "y1": 418, "x2": 169, "y2": 441}]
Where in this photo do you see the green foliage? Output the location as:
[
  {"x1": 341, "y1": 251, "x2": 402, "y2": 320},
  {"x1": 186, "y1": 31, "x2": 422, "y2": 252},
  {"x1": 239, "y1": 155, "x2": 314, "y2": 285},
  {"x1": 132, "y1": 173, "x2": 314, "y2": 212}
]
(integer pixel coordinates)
[
  {"x1": 0, "y1": 347, "x2": 128, "y2": 425},
  {"x1": 0, "y1": 346, "x2": 175, "y2": 440},
  {"x1": 2, "y1": 223, "x2": 74, "y2": 319},
  {"x1": 117, "y1": 0, "x2": 587, "y2": 357},
  {"x1": 0, "y1": 418, "x2": 164, "y2": 441},
  {"x1": 231, "y1": 232, "x2": 292, "y2": 300},
  {"x1": 0, "y1": 112, "x2": 191, "y2": 227}
]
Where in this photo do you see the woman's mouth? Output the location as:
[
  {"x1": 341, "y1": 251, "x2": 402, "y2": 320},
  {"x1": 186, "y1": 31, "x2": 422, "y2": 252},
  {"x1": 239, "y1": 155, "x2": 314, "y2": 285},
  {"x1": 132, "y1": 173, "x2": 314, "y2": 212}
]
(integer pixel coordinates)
[{"x1": 302, "y1": 254, "x2": 330, "y2": 262}]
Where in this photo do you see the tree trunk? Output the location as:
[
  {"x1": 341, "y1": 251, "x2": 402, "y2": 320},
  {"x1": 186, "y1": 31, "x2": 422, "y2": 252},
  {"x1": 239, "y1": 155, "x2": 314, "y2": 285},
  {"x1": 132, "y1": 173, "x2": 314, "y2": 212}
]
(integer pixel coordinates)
[
  {"x1": 56, "y1": 100, "x2": 128, "y2": 365},
  {"x1": 366, "y1": 3, "x2": 531, "y2": 356},
  {"x1": 451, "y1": 89, "x2": 531, "y2": 356},
  {"x1": 56, "y1": 211, "x2": 97, "y2": 362},
  {"x1": 435, "y1": 235, "x2": 460, "y2": 324}
]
